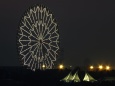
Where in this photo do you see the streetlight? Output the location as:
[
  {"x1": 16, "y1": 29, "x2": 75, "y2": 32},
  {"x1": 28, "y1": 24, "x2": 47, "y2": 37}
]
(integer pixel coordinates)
[
  {"x1": 90, "y1": 66, "x2": 94, "y2": 70},
  {"x1": 106, "y1": 66, "x2": 110, "y2": 70},
  {"x1": 98, "y1": 65, "x2": 103, "y2": 70},
  {"x1": 42, "y1": 64, "x2": 46, "y2": 70},
  {"x1": 59, "y1": 64, "x2": 64, "y2": 69}
]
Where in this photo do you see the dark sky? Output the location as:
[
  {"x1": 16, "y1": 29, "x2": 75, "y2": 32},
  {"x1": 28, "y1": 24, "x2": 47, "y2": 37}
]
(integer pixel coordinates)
[{"x1": 0, "y1": 0, "x2": 115, "y2": 68}]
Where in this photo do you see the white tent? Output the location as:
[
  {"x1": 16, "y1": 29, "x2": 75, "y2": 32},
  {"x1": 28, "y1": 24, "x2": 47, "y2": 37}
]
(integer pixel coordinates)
[
  {"x1": 72, "y1": 72, "x2": 80, "y2": 82},
  {"x1": 60, "y1": 72, "x2": 73, "y2": 82},
  {"x1": 60, "y1": 72, "x2": 80, "y2": 82},
  {"x1": 83, "y1": 72, "x2": 97, "y2": 82}
]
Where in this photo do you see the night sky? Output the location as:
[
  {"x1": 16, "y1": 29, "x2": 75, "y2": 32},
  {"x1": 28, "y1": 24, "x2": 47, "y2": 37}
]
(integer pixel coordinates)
[{"x1": 0, "y1": 0, "x2": 115, "y2": 68}]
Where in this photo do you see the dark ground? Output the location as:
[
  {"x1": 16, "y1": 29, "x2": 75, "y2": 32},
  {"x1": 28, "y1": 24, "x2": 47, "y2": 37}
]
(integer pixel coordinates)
[{"x1": 0, "y1": 67, "x2": 115, "y2": 86}]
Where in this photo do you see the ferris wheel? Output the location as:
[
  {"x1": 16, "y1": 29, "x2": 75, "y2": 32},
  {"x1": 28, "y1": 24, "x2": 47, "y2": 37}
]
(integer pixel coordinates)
[{"x1": 17, "y1": 5, "x2": 60, "y2": 71}]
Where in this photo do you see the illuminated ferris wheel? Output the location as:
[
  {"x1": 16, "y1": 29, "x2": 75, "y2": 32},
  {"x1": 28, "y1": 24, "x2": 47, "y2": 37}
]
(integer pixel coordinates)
[{"x1": 17, "y1": 5, "x2": 60, "y2": 71}]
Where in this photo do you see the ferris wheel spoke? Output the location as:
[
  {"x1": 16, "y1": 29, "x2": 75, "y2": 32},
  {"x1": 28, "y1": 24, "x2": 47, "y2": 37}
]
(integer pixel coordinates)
[
  {"x1": 33, "y1": 27, "x2": 39, "y2": 37},
  {"x1": 29, "y1": 30, "x2": 37, "y2": 39},
  {"x1": 32, "y1": 8, "x2": 37, "y2": 20},
  {"x1": 45, "y1": 54, "x2": 50, "y2": 68},
  {"x1": 28, "y1": 58, "x2": 32, "y2": 67},
  {"x1": 42, "y1": 43, "x2": 48, "y2": 51},
  {"x1": 51, "y1": 41, "x2": 59, "y2": 43},
  {"x1": 37, "y1": 57, "x2": 40, "y2": 69},
  {"x1": 35, "y1": 45, "x2": 40, "y2": 57},
  {"x1": 39, "y1": 24, "x2": 43, "y2": 38},
  {"x1": 32, "y1": 62, "x2": 36, "y2": 71},
  {"x1": 24, "y1": 24, "x2": 31, "y2": 30},
  {"x1": 38, "y1": 24, "x2": 41, "y2": 37},
  {"x1": 22, "y1": 21, "x2": 30, "y2": 30},
  {"x1": 38, "y1": 49, "x2": 40, "y2": 59},
  {"x1": 19, "y1": 42, "x2": 26, "y2": 47},
  {"x1": 19, "y1": 40, "x2": 36, "y2": 42},
  {"x1": 43, "y1": 39, "x2": 51, "y2": 44},
  {"x1": 42, "y1": 28, "x2": 47, "y2": 37},
  {"x1": 43, "y1": 33, "x2": 51, "y2": 39},
  {"x1": 19, "y1": 36, "x2": 29, "y2": 42},
  {"x1": 50, "y1": 41, "x2": 59, "y2": 46},
  {"x1": 24, "y1": 53, "x2": 32, "y2": 65},
  {"x1": 21, "y1": 43, "x2": 38, "y2": 54},
  {"x1": 31, "y1": 44, "x2": 38, "y2": 53},
  {"x1": 29, "y1": 41, "x2": 38, "y2": 46},
  {"x1": 31, "y1": 27, "x2": 38, "y2": 37},
  {"x1": 31, "y1": 58, "x2": 34, "y2": 70},
  {"x1": 20, "y1": 47, "x2": 31, "y2": 54},
  {"x1": 37, "y1": 7, "x2": 40, "y2": 22},
  {"x1": 23, "y1": 17, "x2": 33, "y2": 29},
  {"x1": 48, "y1": 20, "x2": 54, "y2": 28},
  {"x1": 35, "y1": 45, "x2": 39, "y2": 58},
  {"x1": 40, "y1": 8, "x2": 43, "y2": 20},
  {"x1": 28, "y1": 41, "x2": 38, "y2": 47},
  {"x1": 42, "y1": 27, "x2": 48, "y2": 37},
  {"x1": 20, "y1": 27, "x2": 31, "y2": 35},
  {"x1": 40, "y1": 63, "x2": 42, "y2": 69},
  {"x1": 30, "y1": 43, "x2": 39, "y2": 51},
  {"x1": 43, "y1": 31, "x2": 48, "y2": 39},
  {"x1": 48, "y1": 24, "x2": 57, "y2": 33},
  {"x1": 40, "y1": 56, "x2": 44, "y2": 63},
  {"x1": 42, "y1": 41, "x2": 49, "y2": 45},
  {"x1": 40, "y1": 44, "x2": 44, "y2": 57},
  {"x1": 22, "y1": 52, "x2": 30, "y2": 60},
  {"x1": 44, "y1": 62, "x2": 47, "y2": 68},
  {"x1": 51, "y1": 30, "x2": 57, "y2": 34},
  {"x1": 29, "y1": 34, "x2": 38, "y2": 40},
  {"x1": 50, "y1": 44, "x2": 59, "y2": 52},
  {"x1": 49, "y1": 44, "x2": 58, "y2": 49},
  {"x1": 42, "y1": 9, "x2": 46, "y2": 23},
  {"x1": 50, "y1": 36, "x2": 58, "y2": 39},
  {"x1": 51, "y1": 61, "x2": 54, "y2": 66},
  {"x1": 31, "y1": 10, "x2": 36, "y2": 24},
  {"x1": 42, "y1": 24, "x2": 45, "y2": 36},
  {"x1": 49, "y1": 36, "x2": 58, "y2": 41},
  {"x1": 27, "y1": 12, "x2": 32, "y2": 22},
  {"x1": 48, "y1": 50, "x2": 56, "y2": 61},
  {"x1": 38, "y1": 45, "x2": 41, "y2": 60},
  {"x1": 42, "y1": 43, "x2": 51, "y2": 50},
  {"x1": 46, "y1": 56, "x2": 53, "y2": 69},
  {"x1": 45, "y1": 13, "x2": 50, "y2": 22},
  {"x1": 35, "y1": 25, "x2": 39, "y2": 35},
  {"x1": 45, "y1": 12, "x2": 48, "y2": 23},
  {"x1": 19, "y1": 33, "x2": 28, "y2": 37},
  {"x1": 28, "y1": 11, "x2": 34, "y2": 24},
  {"x1": 46, "y1": 14, "x2": 52, "y2": 26},
  {"x1": 41, "y1": 25, "x2": 45, "y2": 37}
]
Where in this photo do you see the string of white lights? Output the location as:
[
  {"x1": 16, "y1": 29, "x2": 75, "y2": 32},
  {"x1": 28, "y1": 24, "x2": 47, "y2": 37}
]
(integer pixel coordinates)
[{"x1": 17, "y1": 5, "x2": 59, "y2": 71}]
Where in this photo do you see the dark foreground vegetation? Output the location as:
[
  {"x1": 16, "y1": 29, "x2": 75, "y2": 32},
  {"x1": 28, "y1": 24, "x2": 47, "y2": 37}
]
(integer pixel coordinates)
[{"x1": 0, "y1": 66, "x2": 115, "y2": 86}]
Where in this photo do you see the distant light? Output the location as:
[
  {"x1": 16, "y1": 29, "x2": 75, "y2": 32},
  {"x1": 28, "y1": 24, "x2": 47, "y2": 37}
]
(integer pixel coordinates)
[
  {"x1": 99, "y1": 65, "x2": 103, "y2": 70},
  {"x1": 59, "y1": 64, "x2": 64, "y2": 69},
  {"x1": 90, "y1": 66, "x2": 94, "y2": 70},
  {"x1": 70, "y1": 66, "x2": 72, "y2": 68},
  {"x1": 106, "y1": 66, "x2": 110, "y2": 70},
  {"x1": 42, "y1": 64, "x2": 45, "y2": 68}
]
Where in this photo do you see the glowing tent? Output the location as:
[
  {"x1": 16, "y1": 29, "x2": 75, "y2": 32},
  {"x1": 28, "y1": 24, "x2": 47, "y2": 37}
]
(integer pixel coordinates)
[
  {"x1": 72, "y1": 72, "x2": 80, "y2": 82},
  {"x1": 60, "y1": 72, "x2": 80, "y2": 82},
  {"x1": 83, "y1": 72, "x2": 97, "y2": 82},
  {"x1": 60, "y1": 72, "x2": 73, "y2": 82}
]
